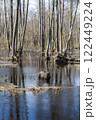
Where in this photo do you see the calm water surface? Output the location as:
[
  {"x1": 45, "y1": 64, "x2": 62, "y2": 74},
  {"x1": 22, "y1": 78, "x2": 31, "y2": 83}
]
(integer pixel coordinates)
[{"x1": 0, "y1": 50, "x2": 80, "y2": 120}]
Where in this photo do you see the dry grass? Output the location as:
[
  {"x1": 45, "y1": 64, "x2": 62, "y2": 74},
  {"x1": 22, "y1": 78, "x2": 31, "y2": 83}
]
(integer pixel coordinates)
[{"x1": 0, "y1": 82, "x2": 74, "y2": 95}]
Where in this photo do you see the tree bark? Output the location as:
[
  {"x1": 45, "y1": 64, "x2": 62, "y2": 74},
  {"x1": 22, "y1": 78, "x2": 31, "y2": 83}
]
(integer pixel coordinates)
[
  {"x1": 56, "y1": 0, "x2": 59, "y2": 53},
  {"x1": 12, "y1": 0, "x2": 20, "y2": 57},
  {"x1": 61, "y1": 0, "x2": 64, "y2": 53},
  {"x1": 64, "y1": 0, "x2": 79, "y2": 57},
  {"x1": 39, "y1": 0, "x2": 42, "y2": 47},
  {"x1": 19, "y1": 0, "x2": 29, "y2": 56},
  {"x1": 46, "y1": 0, "x2": 55, "y2": 57},
  {"x1": 10, "y1": 0, "x2": 13, "y2": 47},
  {"x1": 4, "y1": 0, "x2": 10, "y2": 51}
]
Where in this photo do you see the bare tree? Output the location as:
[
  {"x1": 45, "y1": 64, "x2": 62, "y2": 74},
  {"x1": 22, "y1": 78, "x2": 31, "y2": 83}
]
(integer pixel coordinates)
[
  {"x1": 46, "y1": 0, "x2": 55, "y2": 57},
  {"x1": 61, "y1": 0, "x2": 65, "y2": 53},
  {"x1": 64, "y1": 0, "x2": 79, "y2": 57},
  {"x1": 56, "y1": 0, "x2": 59, "y2": 53},
  {"x1": 19, "y1": 0, "x2": 29, "y2": 56},
  {"x1": 10, "y1": 0, "x2": 13, "y2": 47},
  {"x1": 12, "y1": 0, "x2": 20, "y2": 59},
  {"x1": 4, "y1": 0, "x2": 10, "y2": 51}
]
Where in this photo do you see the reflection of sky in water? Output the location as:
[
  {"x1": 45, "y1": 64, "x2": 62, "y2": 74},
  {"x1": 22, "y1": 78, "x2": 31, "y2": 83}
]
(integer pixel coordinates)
[
  {"x1": 0, "y1": 51, "x2": 80, "y2": 88},
  {"x1": 0, "y1": 51, "x2": 80, "y2": 120},
  {"x1": 0, "y1": 63, "x2": 80, "y2": 88},
  {"x1": 0, "y1": 88, "x2": 80, "y2": 120}
]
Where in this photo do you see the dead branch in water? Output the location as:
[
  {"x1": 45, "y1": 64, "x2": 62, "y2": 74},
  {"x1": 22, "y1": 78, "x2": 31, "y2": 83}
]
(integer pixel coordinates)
[{"x1": 0, "y1": 85, "x2": 74, "y2": 95}]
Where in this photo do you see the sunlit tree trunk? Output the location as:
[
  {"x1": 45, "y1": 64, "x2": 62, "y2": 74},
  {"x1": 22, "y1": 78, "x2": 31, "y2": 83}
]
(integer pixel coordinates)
[
  {"x1": 56, "y1": 0, "x2": 59, "y2": 53},
  {"x1": 39, "y1": 0, "x2": 42, "y2": 47},
  {"x1": 59, "y1": 0, "x2": 62, "y2": 53},
  {"x1": 4, "y1": 0, "x2": 10, "y2": 51},
  {"x1": 13, "y1": 0, "x2": 20, "y2": 58},
  {"x1": 69, "y1": 0, "x2": 73, "y2": 54},
  {"x1": 0, "y1": 12, "x2": 1, "y2": 37},
  {"x1": 46, "y1": 0, "x2": 55, "y2": 57},
  {"x1": 19, "y1": 0, "x2": 29, "y2": 56},
  {"x1": 41, "y1": 0, "x2": 45, "y2": 52},
  {"x1": 23, "y1": 0, "x2": 25, "y2": 27},
  {"x1": 64, "y1": 0, "x2": 79, "y2": 57},
  {"x1": 10, "y1": 0, "x2": 13, "y2": 47},
  {"x1": 61, "y1": 0, "x2": 64, "y2": 53},
  {"x1": 52, "y1": 0, "x2": 56, "y2": 52}
]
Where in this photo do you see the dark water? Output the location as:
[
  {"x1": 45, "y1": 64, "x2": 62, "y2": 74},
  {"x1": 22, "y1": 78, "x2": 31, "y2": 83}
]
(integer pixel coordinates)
[{"x1": 0, "y1": 50, "x2": 80, "y2": 120}]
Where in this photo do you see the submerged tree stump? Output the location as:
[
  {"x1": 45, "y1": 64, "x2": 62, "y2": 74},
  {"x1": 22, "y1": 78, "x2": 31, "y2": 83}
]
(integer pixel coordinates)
[{"x1": 39, "y1": 71, "x2": 50, "y2": 79}]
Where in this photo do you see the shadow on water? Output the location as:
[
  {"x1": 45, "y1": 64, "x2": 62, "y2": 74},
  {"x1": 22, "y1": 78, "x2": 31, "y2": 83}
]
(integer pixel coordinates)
[{"x1": 0, "y1": 50, "x2": 80, "y2": 120}]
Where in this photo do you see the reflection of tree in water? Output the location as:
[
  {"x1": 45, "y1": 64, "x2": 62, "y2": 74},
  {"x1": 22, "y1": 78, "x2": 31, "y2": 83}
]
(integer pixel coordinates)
[
  {"x1": 35, "y1": 92, "x2": 51, "y2": 120},
  {"x1": 66, "y1": 65, "x2": 71, "y2": 86},
  {"x1": 54, "y1": 66, "x2": 62, "y2": 86},
  {"x1": 55, "y1": 67, "x2": 58, "y2": 86},
  {"x1": 38, "y1": 55, "x2": 73, "y2": 87},
  {"x1": 38, "y1": 54, "x2": 50, "y2": 86},
  {"x1": 35, "y1": 88, "x2": 79, "y2": 120},
  {"x1": 4, "y1": 60, "x2": 28, "y2": 119},
  {"x1": 37, "y1": 52, "x2": 79, "y2": 87},
  {"x1": 8, "y1": 92, "x2": 28, "y2": 120},
  {"x1": 54, "y1": 65, "x2": 72, "y2": 86},
  {"x1": 10, "y1": 59, "x2": 25, "y2": 88}
]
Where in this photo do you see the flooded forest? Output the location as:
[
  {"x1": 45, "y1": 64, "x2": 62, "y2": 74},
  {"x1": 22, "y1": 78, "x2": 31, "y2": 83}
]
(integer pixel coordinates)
[{"x1": 0, "y1": 0, "x2": 80, "y2": 120}]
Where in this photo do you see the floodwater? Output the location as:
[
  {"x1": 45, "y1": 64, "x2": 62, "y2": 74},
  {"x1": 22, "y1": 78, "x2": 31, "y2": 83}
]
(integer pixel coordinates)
[{"x1": 0, "y1": 50, "x2": 80, "y2": 120}]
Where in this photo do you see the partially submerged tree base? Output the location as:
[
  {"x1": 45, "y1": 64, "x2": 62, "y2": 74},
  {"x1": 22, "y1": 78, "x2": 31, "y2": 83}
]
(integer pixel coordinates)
[
  {"x1": 9, "y1": 51, "x2": 20, "y2": 63},
  {"x1": 55, "y1": 53, "x2": 69, "y2": 66},
  {"x1": 45, "y1": 56, "x2": 50, "y2": 61},
  {"x1": 55, "y1": 53, "x2": 80, "y2": 66},
  {"x1": 12, "y1": 56, "x2": 18, "y2": 63}
]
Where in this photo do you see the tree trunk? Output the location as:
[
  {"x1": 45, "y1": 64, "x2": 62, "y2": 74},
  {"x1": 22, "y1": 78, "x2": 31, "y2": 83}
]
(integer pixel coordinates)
[
  {"x1": 10, "y1": 0, "x2": 13, "y2": 47},
  {"x1": 69, "y1": 0, "x2": 73, "y2": 53},
  {"x1": 59, "y1": 0, "x2": 62, "y2": 53},
  {"x1": 19, "y1": 0, "x2": 29, "y2": 56},
  {"x1": 64, "y1": 0, "x2": 79, "y2": 57},
  {"x1": 12, "y1": 0, "x2": 20, "y2": 58},
  {"x1": 0, "y1": 12, "x2": 1, "y2": 37},
  {"x1": 56, "y1": 0, "x2": 59, "y2": 53},
  {"x1": 61, "y1": 0, "x2": 64, "y2": 53},
  {"x1": 23, "y1": 0, "x2": 25, "y2": 27},
  {"x1": 4, "y1": 0, "x2": 10, "y2": 51},
  {"x1": 46, "y1": 0, "x2": 55, "y2": 57},
  {"x1": 52, "y1": 0, "x2": 56, "y2": 52},
  {"x1": 39, "y1": 0, "x2": 42, "y2": 47}
]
